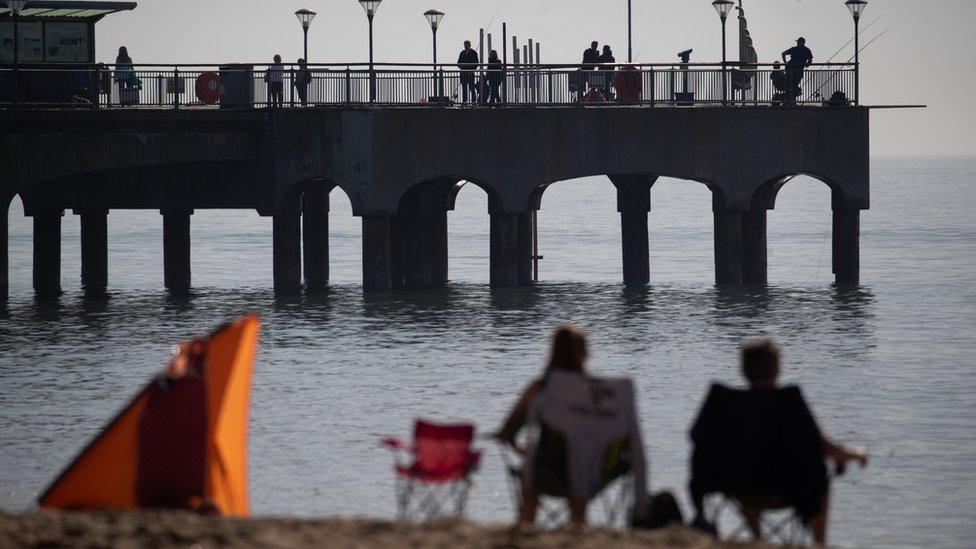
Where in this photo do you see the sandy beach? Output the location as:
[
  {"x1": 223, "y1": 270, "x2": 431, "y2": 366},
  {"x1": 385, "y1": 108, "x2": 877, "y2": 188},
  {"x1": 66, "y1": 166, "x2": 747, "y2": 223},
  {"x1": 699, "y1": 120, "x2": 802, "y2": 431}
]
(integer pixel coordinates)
[{"x1": 0, "y1": 510, "x2": 752, "y2": 548}]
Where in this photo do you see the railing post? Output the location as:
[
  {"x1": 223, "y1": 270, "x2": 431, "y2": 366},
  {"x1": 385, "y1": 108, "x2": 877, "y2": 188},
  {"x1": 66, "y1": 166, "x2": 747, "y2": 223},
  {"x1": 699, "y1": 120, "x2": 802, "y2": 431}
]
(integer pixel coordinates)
[
  {"x1": 173, "y1": 67, "x2": 180, "y2": 109},
  {"x1": 649, "y1": 68, "x2": 656, "y2": 107},
  {"x1": 290, "y1": 66, "x2": 295, "y2": 108},
  {"x1": 547, "y1": 71, "x2": 553, "y2": 104},
  {"x1": 345, "y1": 67, "x2": 351, "y2": 104}
]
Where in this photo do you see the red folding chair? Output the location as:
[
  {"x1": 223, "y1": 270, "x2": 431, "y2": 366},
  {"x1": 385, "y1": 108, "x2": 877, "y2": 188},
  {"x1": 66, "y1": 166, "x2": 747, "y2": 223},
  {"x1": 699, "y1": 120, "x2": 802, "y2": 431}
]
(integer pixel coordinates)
[{"x1": 382, "y1": 420, "x2": 482, "y2": 520}]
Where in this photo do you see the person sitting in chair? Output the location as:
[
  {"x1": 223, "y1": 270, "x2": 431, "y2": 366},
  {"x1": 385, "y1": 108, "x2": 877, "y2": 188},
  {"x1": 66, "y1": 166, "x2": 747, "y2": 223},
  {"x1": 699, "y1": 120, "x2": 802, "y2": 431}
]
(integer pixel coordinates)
[
  {"x1": 689, "y1": 338, "x2": 867, "y2": 545},
  {"x1": 496, "y1": 326, "x2": 647, "y2": 529}
]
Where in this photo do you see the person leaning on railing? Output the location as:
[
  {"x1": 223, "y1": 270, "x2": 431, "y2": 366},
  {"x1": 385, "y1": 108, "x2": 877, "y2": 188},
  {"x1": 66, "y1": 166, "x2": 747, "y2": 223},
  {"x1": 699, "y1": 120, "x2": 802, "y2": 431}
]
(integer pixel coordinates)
[
  {"x1": 781, "y1": 37, "x2": 813, "y2": 104},
  {"x1": 114, "y1": 46, "x2": 134, "y2": 93}
]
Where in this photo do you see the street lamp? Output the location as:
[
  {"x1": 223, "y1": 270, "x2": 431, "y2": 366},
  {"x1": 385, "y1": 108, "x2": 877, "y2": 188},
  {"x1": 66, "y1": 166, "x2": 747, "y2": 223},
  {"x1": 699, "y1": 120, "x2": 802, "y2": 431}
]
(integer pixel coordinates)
[
  {"x1": 359, "y1": 0, "x2": 382, "y2": 103},
  {"x1": 8, "y1": 0, "x2": 28, "y2": 108},
  {"x1": 295, "y1": 9, "x2": 316, "y2": 63},
  {"x1": 423, "y1": 9, "x2": 444, "y2": 97},
  {"x1": 627, "y1": 0, "x2": 633, "y2": 63},
  {"x1": 712, "y1": 0, "x2": 734, "y2": 106},
  {"x1": 845, "y1": 0, "x2": 867, "y2": 105}
]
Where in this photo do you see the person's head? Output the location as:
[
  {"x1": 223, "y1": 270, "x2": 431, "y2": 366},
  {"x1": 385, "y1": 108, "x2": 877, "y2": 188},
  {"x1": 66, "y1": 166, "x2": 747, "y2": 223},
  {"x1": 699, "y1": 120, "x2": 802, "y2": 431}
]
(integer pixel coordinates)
[
  {"x1": 274, "y1": 54, "x2": 282, "y2": 63},
  {"x1": 741, "y1": 338, "x2": 781, "y2": 388},
  {"x1": 298, "y1": 58, "x2": 306, "y2": 65},
  {"x1": 590, "y1": 41, "x2": 599, "y2": 50},
  {"x1": 797, "y1": 37, "x2": 806, "y2": 46},
  {"x1": 546, "y1": 325, "x2": 588, "y2": 376},
  {"x1": 464, "y1": 40, "x2": 472, "y2": 50},
  {"x1": 602, "y1": 45, "x2": 612, "y2": 54},
  {"x1": 489, "y1": 49, "x2": 499, "y2": 60},
  {"x1": 773, "y1": 60, "x2": 781, "y2": 69},
  {"x1": 117, "y1": 46, "x2": 129, "y2": 58}
]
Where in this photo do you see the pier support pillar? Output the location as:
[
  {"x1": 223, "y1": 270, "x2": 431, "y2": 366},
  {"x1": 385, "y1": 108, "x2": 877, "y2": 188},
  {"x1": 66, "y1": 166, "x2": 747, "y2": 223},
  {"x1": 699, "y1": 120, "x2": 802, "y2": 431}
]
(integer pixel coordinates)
[
  {"x1": 741, "y1": 209, "x2": 768, "y2": 285},
  {"x1": 389, "y1": 216, "x2": 405, "y2": 289},
  {"x1": 32, "y1": 210, "x2": 63, "y2": 298},
  {"x1": 610, "y1": 175, "x2": 654, "y2": 285},
  {"x1": 832, "y1": 209, "x2": 860, "y2": 284},
  {"x1": 302, "y1": 187, "x2": 330, "y2": 288},
  {"x1": 714, "y1": 211, "x2": 744, "y2": 286},
  {"x1": 430, "y1": 208, "x2": 449, "y2": 285},
  {"x1": 490, "y1": 213, "x2": 520, "y2": 287},
  {"x1": 162, "y1": 209, "x2": 192, "y2": 294},
  {"x1": 516, "y1": 212, "x2": 533, "y2": 285},
  {"x1": 273, "y1": 215, "x2": 302, "y2": 294},
  {"x1": 362, "y1": 214, "x2": 393, "y2": 292},
  {"x1": 403, "y1": 212, "x2": 432, "y2": 288},
  {"x1": 77, "y1": 209, "x2": 109, "y2": 295},
  {"x1": 1, "y1": 197, "x2": 8, "y2": 300}
]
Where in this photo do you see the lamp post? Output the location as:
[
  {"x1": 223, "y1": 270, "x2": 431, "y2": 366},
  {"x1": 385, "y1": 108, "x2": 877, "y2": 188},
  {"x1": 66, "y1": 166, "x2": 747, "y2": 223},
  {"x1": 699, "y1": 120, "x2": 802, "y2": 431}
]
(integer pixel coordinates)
[
  {"x1": 359, "y1": 0, "x2": 382, "y2": 103},
  {"x1": 424, "y1": 9, "x2": 444, "y2": 97},
  {"x1": 712, "y1": 0, "x2": 734, "y2": 106},
  {"x1": 295, "y1": 9, "x2": 316, "y2": 63},
  {"x1": 9, "y1": 0, "x2": 28, "y2": 108},
  {"x1": 845, "y1": 0, "x2": 867, "y2": 105},
  {"x1": 627, "y1": 0, "x2": 633, "y2": 63}
]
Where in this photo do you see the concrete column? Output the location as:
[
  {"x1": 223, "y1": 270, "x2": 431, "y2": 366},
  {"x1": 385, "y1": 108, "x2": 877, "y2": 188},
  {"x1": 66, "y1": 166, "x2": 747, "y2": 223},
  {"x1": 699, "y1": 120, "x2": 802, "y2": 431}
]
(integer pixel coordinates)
[
  {"x1": 78, "y1": 209, "x2": 109, "y2": 295},
  {"x1": 273, "y1": 215, "x2": 302, "y2": 294},
  {"x1": 403, "y1": 211, "x2": 432, "y2": 288},
  {"x1": 741, "y1": 209, "x2": 768, "y2": 285},
  {"x1": 611, "y1": 176, "x2": 653, "y2": 285},
  {"x1": 362, "y1": 214, "x2": 393, "y2": 292},
  {"x1": 490, "y1": 213, "x2": 520, "y2": 287},
  {"x1": 1, "y1": 198, "x2": 8, "y2": 300},
  {"x1": 161, "y1": 209, "x2": 192, "y2": 294},
  {"x1": 389, "y1": 215, "x2": 405, "y2": 289},
  {"x1": 516, "y1": 212, "x2": 533, "y2": 285},
  {"x1": 713, "y1": 211, "x2": 743, "y2": 286},
  {"x1": 302, "y1": 187, "x2": 330, "y2": 288},
  {"x1": 430, "y1": 209, "x2": 449, "y2": 285},
  {"x1": 832, "y1": 209, "x2": 860, "y2": 284},
  {"x1": 32, "y1": 210, "x2": 63, "y2": 298}
]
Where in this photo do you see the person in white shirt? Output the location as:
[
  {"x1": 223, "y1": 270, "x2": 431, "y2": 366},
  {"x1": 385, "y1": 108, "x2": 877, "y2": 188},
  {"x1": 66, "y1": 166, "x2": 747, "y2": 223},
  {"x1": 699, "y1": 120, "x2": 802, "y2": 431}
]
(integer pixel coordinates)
[{"x1": 265, "y1": 54, "x2": 284, "y2": 108}]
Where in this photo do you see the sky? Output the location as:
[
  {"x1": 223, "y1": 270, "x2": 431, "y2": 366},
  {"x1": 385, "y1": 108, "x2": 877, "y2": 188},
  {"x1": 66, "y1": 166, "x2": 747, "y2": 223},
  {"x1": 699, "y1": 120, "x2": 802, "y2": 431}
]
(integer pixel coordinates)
[{"x1": 87, "y1": 0, "x2": 976, "y2": 157}]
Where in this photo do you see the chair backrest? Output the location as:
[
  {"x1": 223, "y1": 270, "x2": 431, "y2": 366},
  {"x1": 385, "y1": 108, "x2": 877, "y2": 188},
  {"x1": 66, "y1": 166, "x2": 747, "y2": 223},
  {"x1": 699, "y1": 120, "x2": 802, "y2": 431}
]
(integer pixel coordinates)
[
  {"x1": 690, "y1": 384, "x2": 826, "y2": 504},
  {"x1": 529, "y1": 371, "x2": 644, "y2": 501},
  {"x1": 412, "y1": 420, "x2": 476, "y2": 476}
]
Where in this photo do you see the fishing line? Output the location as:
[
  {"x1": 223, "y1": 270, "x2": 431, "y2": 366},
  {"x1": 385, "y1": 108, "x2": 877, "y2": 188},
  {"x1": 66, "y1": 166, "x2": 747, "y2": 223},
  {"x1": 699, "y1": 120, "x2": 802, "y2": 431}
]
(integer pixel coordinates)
[{"x1": 824, "y1": 14, "x2": 885, "y2": 63}]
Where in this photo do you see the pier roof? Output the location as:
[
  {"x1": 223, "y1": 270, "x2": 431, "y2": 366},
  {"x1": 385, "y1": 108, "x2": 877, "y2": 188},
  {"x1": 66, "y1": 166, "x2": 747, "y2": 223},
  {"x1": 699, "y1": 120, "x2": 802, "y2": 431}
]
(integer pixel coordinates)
[{"x1": 0, "y1": 1, "x2": 136, "y2": 20}]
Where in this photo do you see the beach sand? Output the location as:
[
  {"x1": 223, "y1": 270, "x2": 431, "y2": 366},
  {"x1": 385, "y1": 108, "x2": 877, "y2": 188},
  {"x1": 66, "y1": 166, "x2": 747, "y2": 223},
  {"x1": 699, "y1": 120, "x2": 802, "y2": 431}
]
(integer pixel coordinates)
[{"x1": 0, "y1": 510, "x2": 755, "y2": 548}]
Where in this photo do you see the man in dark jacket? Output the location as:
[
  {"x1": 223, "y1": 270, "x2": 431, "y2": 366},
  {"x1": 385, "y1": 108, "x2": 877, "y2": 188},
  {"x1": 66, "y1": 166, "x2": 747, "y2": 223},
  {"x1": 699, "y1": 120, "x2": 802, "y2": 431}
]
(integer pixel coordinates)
[
  {"x1": 781, "y1": 37, "x2": 813, "y2": 104},
  {"x1": 457, "y1": 41, "x2": 480, "y2": 103}
]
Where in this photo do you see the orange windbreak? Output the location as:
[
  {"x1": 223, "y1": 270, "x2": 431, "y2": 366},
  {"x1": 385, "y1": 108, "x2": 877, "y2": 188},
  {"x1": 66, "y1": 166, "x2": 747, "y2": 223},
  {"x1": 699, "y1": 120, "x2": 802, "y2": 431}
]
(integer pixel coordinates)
[{"x1": 38, "y1": 314, "x2": 260, "y2": 515}]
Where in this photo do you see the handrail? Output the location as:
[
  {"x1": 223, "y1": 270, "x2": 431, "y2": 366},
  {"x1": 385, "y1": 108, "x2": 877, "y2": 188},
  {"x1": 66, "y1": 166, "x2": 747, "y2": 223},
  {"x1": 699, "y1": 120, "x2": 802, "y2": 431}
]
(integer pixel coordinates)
[{"x1": 0, "y1": 61, "x2": 855, "y2": 70}]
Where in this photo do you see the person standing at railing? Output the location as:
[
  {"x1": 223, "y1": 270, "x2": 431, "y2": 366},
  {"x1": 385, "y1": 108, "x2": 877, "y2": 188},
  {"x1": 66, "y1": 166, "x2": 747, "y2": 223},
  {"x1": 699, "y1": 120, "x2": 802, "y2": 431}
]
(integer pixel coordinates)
[
  {"x1": 114, "y1": 46, "x2": 140, "y2": 106},
  {"x1": 781, "y1": 37, "x2": 813, "y2": 105},
  {"x1": 486, "y1": 50, "x2": 505, "y2": 104},
  {"x1": 265, "y1": 55, "x2": 285, "y2": 108},
  {"x1": 597, "y1": 45, "x2": 616, "y2": 99},
  {"x1": 577, "y1": 41, "x2": 601, "y2": 97},
  {"x1": 457, "y1": 41, "x2": 480, "y2": 104},
  {"x1": 294, "y1": 58, "x2": 312, "y2": 107}
]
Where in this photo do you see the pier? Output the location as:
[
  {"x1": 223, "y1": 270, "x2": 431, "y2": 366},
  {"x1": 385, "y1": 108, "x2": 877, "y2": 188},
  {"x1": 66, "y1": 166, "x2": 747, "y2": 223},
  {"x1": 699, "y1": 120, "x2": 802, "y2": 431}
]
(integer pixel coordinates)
[{"x1": 0, "y1": 70, "x2": 869, "y2": 297}]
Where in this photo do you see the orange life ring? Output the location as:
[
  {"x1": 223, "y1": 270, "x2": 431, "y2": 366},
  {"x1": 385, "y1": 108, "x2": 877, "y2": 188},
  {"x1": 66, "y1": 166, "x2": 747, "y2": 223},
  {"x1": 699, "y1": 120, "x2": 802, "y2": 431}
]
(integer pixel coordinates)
[{"x1": 195, "y1": 72, "x2": 221, "y2": 105}]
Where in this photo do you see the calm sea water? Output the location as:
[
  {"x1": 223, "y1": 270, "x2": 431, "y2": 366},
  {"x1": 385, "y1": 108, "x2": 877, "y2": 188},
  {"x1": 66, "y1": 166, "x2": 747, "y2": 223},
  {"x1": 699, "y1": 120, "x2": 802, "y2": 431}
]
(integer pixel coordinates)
[{"x1": 1, "y1": 157, "x2": 974, "y2": 547}]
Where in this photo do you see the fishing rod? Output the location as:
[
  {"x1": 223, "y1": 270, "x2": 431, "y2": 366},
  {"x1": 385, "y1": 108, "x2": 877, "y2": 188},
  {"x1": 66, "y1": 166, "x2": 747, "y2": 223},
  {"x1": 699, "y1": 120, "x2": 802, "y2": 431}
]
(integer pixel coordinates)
[
  {"x1": 810, "y1": 27, "x2": 890, "y2": 100},
  {"x1": 824, "y1": 13, "x2": 885, "y2": 63}
]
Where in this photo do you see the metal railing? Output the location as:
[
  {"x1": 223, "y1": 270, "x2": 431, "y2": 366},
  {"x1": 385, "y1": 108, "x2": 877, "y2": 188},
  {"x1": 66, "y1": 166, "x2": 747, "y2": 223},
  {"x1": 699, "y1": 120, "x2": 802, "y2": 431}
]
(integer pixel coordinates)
[{"x1": 0, "y1": 62, "x2": 857, "y2": 109}]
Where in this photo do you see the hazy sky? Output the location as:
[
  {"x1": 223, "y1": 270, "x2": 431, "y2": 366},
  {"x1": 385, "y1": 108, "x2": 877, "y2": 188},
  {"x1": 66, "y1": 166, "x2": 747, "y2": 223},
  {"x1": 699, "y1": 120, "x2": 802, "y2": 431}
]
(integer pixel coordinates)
[{"x1": 88, "y1": 0, "x2": 975, "y2": 156}]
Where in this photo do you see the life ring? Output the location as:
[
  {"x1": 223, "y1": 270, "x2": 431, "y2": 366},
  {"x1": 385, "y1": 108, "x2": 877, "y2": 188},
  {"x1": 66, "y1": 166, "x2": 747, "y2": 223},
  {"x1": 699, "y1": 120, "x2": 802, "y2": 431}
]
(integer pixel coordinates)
[{"x1": 195, "y1": 72, "x2": 221, "y2": 105}]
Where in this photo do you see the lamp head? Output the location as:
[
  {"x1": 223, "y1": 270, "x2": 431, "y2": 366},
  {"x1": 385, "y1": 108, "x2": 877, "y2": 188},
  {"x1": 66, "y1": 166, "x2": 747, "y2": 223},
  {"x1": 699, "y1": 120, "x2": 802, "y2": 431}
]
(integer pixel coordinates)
[
  {"x1": 359, "y1": 0, "x2": 382, "y2": 17},
  {"x1": 845, "y1": 0, "x2": 868, "y2": 20},
  {"x1": 712, "y1": 0, "x2": 735, "y2": 20},
  {"x1": 295, "y1": 9, "x2": 316, "y2": 30},
  {"x1": 424, "y1": 9, "x2": 445, "y2": 30}
]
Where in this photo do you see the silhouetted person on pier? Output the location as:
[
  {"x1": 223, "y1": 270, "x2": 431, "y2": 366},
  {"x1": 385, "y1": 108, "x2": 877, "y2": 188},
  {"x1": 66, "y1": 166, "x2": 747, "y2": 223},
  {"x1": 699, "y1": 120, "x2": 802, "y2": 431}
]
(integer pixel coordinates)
[
  {"x1": 577, "y1": 41, "x2": 600, "y2": 97},
  {"x1": 486, "y1": 50, "x2": 504, "y2": 104},
  {"x1": 265, "y1": 55, "x2": 285, "y2": 108},
  {"x1": 457, "y1": 41, "x2": 480, "y2": 104},
  {"x1": 781, "y1": 37, "x2": 813, "y2": 105},
  {"x1": 597, "y1": 45, "x2": 616, "y2": 98},
  {"x1": 294, "y1": 58, "x2": 311, "y2": 106},
  {"x1": 769, "y1": 61, "x2": 798, "y2": 105},
  {"x1": 689, "y1": 338, "x2": 867, "y2": 545},
  {"x1": 114, "y1": 46, "x2": 134, "y2": 91}
]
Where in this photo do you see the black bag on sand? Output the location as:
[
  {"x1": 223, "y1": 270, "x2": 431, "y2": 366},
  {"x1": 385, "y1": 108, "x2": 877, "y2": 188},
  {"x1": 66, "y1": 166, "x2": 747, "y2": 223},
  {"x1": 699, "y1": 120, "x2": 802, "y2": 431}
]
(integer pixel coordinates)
[{"x1": 632, "y1": 491, "x2": 684, "y2": 530}]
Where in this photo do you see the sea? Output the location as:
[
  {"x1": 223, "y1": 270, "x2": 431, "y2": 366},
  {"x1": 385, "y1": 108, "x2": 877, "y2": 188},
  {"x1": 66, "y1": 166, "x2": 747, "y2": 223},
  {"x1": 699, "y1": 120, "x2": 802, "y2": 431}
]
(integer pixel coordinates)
[{"x1": 1, "y1": 156, "x2": 974, "y2": 547}]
